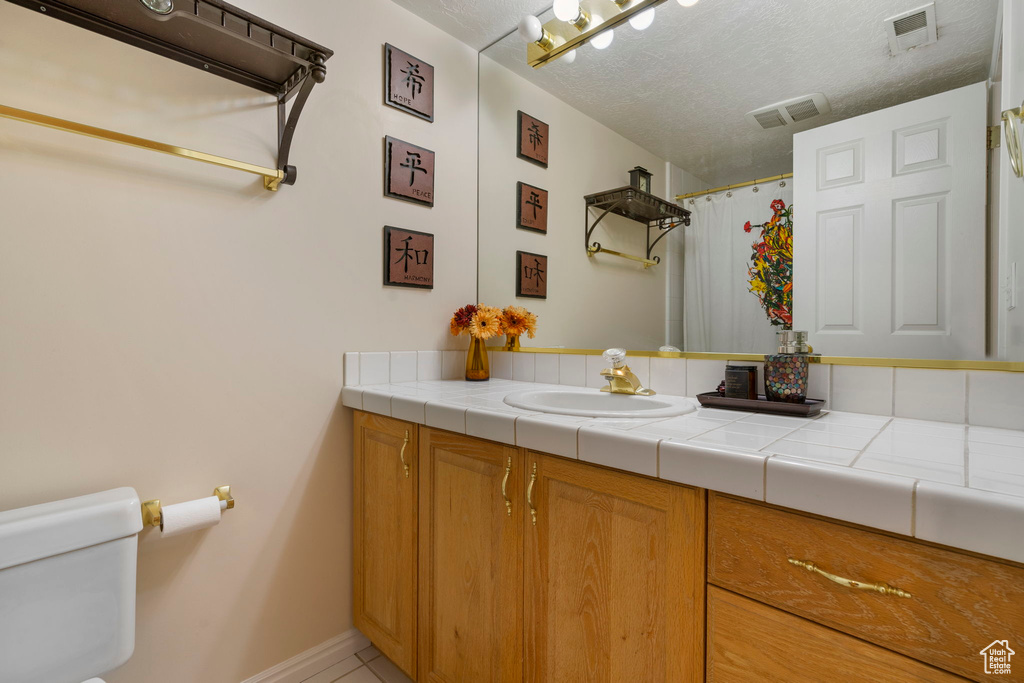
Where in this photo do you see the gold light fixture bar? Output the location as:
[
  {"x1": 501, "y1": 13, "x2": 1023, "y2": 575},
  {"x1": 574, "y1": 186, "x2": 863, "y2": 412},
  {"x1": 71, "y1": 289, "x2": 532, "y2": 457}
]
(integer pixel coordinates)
[
  {"x1": 0, "y1": 104, "x2": 286, "y2": 191},
  {"x1": 677, "y1": 173, "x2": 794, "y2": 201},
  {"x1": 528, "y1": 0, "x2": 667, "y2": 68}
]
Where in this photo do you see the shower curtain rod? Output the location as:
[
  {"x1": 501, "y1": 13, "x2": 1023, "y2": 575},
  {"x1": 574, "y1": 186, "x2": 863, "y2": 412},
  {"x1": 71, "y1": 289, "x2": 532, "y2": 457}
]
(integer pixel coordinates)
[{"x1": 676, "y1": 172, "x2": 793, "y2": 201}]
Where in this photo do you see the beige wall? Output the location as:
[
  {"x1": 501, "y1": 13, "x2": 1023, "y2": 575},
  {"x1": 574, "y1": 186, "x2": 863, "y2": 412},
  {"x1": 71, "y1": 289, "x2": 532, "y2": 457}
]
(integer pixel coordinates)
[
  {"x1": 0, "y1": 1, "x2": 477, "y2": 681},
  {"x1": 478, "y1": 55, "x2": 669, "y2": 351}
]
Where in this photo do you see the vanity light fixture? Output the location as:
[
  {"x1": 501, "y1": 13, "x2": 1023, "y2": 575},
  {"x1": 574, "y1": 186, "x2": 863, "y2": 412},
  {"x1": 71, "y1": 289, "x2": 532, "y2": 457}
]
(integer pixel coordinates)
[
  {"x1": 554, "y1": 0, "x2": 592, "y2": 31},
  {"x1": 138, "y1": 0, "x2": 172, "y2": 13},
  {"x1": 677, "y1": 0, "x2": 699, "y2": 6},
  {"x1": 519, "y1": 0, "x2": 667, "y2": 67}
]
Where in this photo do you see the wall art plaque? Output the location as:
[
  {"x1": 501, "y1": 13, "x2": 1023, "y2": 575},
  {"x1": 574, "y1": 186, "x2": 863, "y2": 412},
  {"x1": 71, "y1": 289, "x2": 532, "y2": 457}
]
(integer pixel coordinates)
[
  {"x1": 384, "y1": 226, "x2": 434, "y2": 289},
  {"x1": 517, "y1": 110, "x2": 549, "y2": 168},
  {"x1": 385, "y1": 44, "x2": 434, "y2": 122},
  {"x1": 516, "y1": 250, "x2": 548, "y2": 299},
  {"x1": 516, "y1": 182, "x2": 548, "y2": 233},
  {"x1": 385, "y1": 136, "x2": 435, "y2": 207}
]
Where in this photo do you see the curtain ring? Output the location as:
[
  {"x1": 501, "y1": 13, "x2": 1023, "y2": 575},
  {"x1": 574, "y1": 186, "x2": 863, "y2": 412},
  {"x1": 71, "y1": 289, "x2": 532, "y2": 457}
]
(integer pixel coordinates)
[
  {"x1": 706, "y1": 195, "x2": 712, "y2": 201},
  {"x1": 779, "y1": 180, "x2": 786, "y2": 188},
  {"x1": 752, "y1": 185, "x2": 759, "y2": 193},
  {"x1": 689, "y1": 198, "x2": 695, "y2": 205},
  {"x1": 726, "y1": 191, "x2": 732, "y2": 198}
]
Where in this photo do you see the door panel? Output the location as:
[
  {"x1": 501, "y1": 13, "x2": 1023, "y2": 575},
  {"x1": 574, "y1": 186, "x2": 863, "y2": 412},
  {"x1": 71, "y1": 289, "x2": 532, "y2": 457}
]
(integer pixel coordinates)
[
  {"x1": 794, "y1": 81, "x2": 987, "y2": 358},
  {"x1": 419, "y1": 429, "x2": 523, "y2": 683},
  {"x1": 353, "y1": 412, "x2": 417, "y2": 677},
  {"x1": 524, "y1": 453, "x2": 704, "y2": 683}
]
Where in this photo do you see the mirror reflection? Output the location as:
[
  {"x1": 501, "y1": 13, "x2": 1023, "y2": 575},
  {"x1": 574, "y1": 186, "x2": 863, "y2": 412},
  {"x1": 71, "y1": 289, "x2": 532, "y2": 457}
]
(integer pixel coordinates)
[{"x1": 478, "y1": 0, "x2": 1022, "y2": 361}]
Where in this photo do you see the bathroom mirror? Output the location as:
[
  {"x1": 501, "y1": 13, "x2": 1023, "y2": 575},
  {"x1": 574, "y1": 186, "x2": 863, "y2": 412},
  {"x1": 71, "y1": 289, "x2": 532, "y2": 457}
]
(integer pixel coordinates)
[{"x1": 477, "y1": 0, "x2": 1021, "y2": 362}]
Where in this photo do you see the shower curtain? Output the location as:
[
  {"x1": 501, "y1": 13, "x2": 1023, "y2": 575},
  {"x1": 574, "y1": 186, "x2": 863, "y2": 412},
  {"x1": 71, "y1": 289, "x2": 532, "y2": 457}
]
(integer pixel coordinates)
[{"x1": 682, "y1": 182, "x2": 794, "y2": 353}]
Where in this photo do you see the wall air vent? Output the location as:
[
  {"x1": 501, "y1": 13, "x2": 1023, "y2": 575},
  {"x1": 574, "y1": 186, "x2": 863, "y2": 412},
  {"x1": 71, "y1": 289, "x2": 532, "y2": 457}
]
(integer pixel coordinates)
[
  {"x1": 745, "y1": 93, "x2": 832, "y2": 131},
  {"x1": 885, "y1": 3, "x2": 938, "y2": 55}
]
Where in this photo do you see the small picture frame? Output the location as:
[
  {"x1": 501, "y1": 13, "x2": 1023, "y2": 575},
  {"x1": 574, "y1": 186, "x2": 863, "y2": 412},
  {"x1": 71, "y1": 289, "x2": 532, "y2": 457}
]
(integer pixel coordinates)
[
  {"x1": 383, "y1": 226, "x2": 434, "y2": 289},
  {"x1": 384, "y1": 136, "x2": 435, "y2": 207},
  {"x1": 516, "y1": 182, "x2": 548, "y2": 233},
  {"x1": 517, "y1": 110, "x2": 549, "y2": 168},
  {"x1": 384, "y1": 44, "x2": 434, "y2": 122},
  {"x1": 516, "y1": 250, "x2": 548, "y2": 299}
]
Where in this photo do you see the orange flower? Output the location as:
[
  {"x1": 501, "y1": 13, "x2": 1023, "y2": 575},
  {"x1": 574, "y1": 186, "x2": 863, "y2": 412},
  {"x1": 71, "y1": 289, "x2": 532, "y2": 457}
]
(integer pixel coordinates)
[
  {"x1": 500, "y1": 305, "x2": 538, "y2": 338},
  {"x1": 468, "y1": 305, "x2": 503, "y2": 340}
]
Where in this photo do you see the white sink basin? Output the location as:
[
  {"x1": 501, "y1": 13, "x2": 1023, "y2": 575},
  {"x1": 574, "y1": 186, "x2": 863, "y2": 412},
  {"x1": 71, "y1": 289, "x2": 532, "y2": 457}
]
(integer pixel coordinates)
[{"x1": 503, "y1": 389, "x2": 696, "y2": 419}]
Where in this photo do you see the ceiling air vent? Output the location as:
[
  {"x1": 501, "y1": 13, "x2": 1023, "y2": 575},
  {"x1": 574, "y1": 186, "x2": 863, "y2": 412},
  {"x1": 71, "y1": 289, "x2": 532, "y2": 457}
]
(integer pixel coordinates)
[
  {"x1": 745, "y1": 93, "x2": 832, "y2": 131},
  {"x1": 885, "y1": 3, "x2": 937, "y2": 55}
]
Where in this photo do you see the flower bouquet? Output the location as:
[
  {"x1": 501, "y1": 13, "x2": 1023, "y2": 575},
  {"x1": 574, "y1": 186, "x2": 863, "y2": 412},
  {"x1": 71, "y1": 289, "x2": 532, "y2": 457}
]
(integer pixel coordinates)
[{"x1": 499, "y1": 305, "x2": 538, "y2": 351}]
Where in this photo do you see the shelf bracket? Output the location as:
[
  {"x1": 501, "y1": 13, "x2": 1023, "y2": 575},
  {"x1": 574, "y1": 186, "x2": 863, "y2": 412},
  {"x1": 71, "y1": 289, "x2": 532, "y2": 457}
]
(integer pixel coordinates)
[{"x1": 275, "y1": 52, "x2": 328, "y2": 188}]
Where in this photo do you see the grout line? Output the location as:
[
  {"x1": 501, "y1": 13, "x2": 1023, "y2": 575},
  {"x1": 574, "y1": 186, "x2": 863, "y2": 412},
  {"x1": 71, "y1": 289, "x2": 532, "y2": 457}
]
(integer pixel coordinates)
[
  {"x1": 910, "y1": 480, "x2": 919, "y2": 536},
  {"x1": 889, "y1": 366, "x2": 896, "y2": 417},
  {"x1": 964, "y1": 371, "x2": 972, "y2": 425},
  {"x1": 848, "y1": 417, "x2": 894, "y2": 467}
]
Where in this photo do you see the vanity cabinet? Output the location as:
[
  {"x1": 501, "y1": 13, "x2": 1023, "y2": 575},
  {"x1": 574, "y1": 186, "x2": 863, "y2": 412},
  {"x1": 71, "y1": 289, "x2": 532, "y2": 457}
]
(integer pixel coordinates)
[
  {"x1": 708, "y1": 493, "x2": 1024, "y2": 682},
  {"x1": 524, "y1": 452, "x2": 705, "y2": 683},
  {"x1": 352, "y1": 412, "x2": 418, "y2": 677},
  {"x1": 418, "y1": 428, "x2": 523, "y2": 683}
]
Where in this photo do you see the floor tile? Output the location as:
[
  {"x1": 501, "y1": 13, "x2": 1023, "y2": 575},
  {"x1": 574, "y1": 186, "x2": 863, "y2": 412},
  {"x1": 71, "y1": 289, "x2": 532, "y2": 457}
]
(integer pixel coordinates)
[
  {"x1": 338, "y1": 666, "x2": 383, "y2": 683},
  {"x1": 365, "y1": 655, "x2": 415, "y2": 683},
  {"x1": 356, "y1": 646, "x2": 381, "y2": 663},
  {"x1": 303, "y1": 655, "x2": 363, "y2": 683}
]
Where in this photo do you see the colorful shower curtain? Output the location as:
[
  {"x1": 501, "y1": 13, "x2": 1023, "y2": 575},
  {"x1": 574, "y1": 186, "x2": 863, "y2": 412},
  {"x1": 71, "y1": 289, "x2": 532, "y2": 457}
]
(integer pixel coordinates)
[{"x1": 682, "y1": 183, "x2": 794, "y2": 353}]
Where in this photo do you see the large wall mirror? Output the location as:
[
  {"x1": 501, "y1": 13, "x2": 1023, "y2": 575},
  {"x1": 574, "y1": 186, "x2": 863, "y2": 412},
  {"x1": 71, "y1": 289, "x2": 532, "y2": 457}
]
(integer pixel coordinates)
[{"x1": 478, "y1": 0, "x2": 1024, "y2": 363}]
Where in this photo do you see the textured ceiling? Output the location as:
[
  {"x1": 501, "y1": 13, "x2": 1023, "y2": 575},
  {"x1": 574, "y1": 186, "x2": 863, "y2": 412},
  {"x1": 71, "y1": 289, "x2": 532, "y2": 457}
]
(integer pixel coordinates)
[
  {"x1": 389, "y1": 0, "x2": 551, "y2": 50},
  {"x1": 396, "y1": 0, "x2": 999, "y2": 186}
]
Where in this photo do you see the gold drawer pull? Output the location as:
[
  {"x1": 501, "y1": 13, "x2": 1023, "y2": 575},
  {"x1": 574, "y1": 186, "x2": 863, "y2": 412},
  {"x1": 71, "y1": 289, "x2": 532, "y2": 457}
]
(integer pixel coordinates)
[
  {"x1": 502, "y1": 456, "x2": 512, "y2": 516},
  {"x1": 400, "y1": 430, "x2": 410, "y2": 478},
  {"x1": 527, "y1": 462, "x2": 537, "y2": 526},
  {"x1": 788, "y1": 558, "x2": 912, "y2": 599}
]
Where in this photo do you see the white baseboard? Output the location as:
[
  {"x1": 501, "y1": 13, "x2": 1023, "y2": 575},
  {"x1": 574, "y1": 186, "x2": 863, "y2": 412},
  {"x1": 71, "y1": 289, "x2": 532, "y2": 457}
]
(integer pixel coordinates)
[{"x1": 241, "y1": 628, "x2": 371, "y2": 683}]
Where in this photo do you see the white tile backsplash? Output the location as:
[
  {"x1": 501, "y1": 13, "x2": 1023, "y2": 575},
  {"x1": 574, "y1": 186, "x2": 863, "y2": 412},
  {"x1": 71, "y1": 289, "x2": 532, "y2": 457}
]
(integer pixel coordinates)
[
  {"x1": 441, "y1": 350, "x2": 465, "y2": 380},
  {"x1": 489, "y1": 350, "x2": 512, "y2": 379},
  {"x1": 358, "y1": 352, "x2": 390, "y2": 385},
  {"x1": 344, "y1": 352, "x2": 360, "y2": 387},
  {"x1": 650, "y1": 357, "x2": 687, "y2": 396},
  {"x1": 686, "y1": 359, "x2": 726, "y2": 397},
  {"x1": 417, "y1": 350, "x2": 442, "y2": 381},
  {"x1": 968, "y1": 370, "x2": 1024, "y2": 430},
  {"x1": 830, "y1": 365, "x2": 893, "y2": 416},
  {"x1": 534, "y1": 354, "x2": 559, "y2": 383},
  {"x1": 389, "y1": 352, "x2": 417, "y2": 384},
  {"x1": 512, "y1": 353, "x2": 536, "y2": 382},
  {"x1": 807, "y1": 363, "x2": 830, "y2": 406},
  {"x1": 586, "y1": 355, "x2": 607, "y2": 389},
  {"x1": 558, "y1": 354, "x2": 587, "y2": 387},
  {"x1": 894, "y1": 368, "x2": 966, "y2": 423}
]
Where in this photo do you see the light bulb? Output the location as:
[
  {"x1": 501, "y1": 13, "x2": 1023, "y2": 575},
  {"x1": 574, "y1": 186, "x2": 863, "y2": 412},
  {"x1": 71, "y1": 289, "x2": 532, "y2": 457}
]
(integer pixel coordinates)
[
  {"x1": 628, "y1": 7, "x2": 655, "y2": 30},
  {"x1": 676, "y1": 0, "x2": 699, "y2": 6},
  {"x1": 518, "y1": 15, "x2": 543, "y2": 43},
  {"x1": 560, "y1": 48, "x2": 577, "y2": 65},
  {"x1": 553, "y1": 0, "x2": 580, "y2": 22},
  {"x1": 139, "y1": 0, "x2": 173, "y2": 13},
  {"x1": 591, "y1": 23, "x2": 614, "y2": 49}
]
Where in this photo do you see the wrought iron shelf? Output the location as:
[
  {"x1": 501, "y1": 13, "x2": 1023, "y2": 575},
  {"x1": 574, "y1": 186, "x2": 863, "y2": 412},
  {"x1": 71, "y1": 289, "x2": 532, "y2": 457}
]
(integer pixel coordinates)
[
  {"x1": 2, "y1": 0, "x2": 334, "y2": 190},
  {"x1": 584, "y1": 186, "x2": 691, "y2": 268}
]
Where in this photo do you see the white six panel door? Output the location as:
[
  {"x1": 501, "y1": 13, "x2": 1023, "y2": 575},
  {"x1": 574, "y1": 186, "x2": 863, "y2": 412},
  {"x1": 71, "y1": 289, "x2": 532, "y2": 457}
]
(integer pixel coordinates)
[{"x1": 794, "y1": 81, "x2": 987, "y2": 359}]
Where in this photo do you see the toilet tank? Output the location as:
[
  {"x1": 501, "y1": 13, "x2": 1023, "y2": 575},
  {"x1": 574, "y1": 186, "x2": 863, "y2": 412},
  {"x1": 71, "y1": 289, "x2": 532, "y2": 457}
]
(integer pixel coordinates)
[{"x1": 0, "y1": 487, "x2": 143, "y2": 683}]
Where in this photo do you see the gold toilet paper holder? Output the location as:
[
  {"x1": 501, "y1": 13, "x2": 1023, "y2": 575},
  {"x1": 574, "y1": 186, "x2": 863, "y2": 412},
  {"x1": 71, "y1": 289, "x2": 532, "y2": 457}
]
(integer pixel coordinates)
[{"x1": 141, "y1": 485, "x2": 234, "y2": 528}]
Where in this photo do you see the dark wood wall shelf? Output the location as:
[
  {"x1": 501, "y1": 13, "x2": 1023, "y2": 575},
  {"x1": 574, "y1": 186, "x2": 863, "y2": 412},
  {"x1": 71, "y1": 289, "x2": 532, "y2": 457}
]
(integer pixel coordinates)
[
  {"x1": 584, "y1": 186, "x2": 691, "y2": 268},
  {"x1": 2, "y1": 0, "x2": 334, "y2": 190}
]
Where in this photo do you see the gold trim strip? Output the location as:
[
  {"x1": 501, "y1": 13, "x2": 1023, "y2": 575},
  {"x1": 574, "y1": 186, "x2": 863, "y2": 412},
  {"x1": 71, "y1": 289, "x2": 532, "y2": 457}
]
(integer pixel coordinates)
[
  {"x1": 0, "y1": 104, "x2": 285, "y2": 191},
  {"x1": 486, "y1": 346, "x2": 1024, "y2": 372},
  {"x1": 677, "y1": 173, "x2": 794, "y2": 201}
]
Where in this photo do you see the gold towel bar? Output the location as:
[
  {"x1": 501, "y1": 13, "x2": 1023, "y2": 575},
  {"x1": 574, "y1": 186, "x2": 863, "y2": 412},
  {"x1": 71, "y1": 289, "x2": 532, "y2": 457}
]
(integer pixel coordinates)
[
  {"x1": 0, "y1": 104, "x2": 285, "y2": 191},
  {"x1": 141, "y1": 485, "x2": 235, "y2": 529}
]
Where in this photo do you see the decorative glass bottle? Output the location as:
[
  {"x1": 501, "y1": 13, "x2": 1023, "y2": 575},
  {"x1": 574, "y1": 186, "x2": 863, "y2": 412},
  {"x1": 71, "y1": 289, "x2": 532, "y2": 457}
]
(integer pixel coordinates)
[
  {"x1": 465, "y1": 336, "x2": 490, "y2": 381},
  {"x1": 764, "y1": 330, "x2": 811, "y2": 403}
]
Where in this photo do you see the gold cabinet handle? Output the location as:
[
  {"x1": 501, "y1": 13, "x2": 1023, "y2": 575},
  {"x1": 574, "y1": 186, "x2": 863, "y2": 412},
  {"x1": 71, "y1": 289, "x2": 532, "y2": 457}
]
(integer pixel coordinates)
[
  {"x1": 501, "y1": 456, "x2": 512, "y2": 516},
  {"x1": 527, "y1": 462, "x2": 537, "y2": 526},
  {"x1": 788, "y1": 558, "x2": 912, "y2": 599},
  {"x1": 399, "y1": 430, "x2": 410, "y2": 478}
]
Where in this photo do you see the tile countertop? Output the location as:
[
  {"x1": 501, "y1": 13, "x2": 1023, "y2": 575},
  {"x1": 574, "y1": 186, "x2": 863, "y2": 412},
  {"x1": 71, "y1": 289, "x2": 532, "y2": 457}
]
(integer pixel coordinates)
[{"x1": 342, "y1": 379, "x2": 1024, "y2": 564}]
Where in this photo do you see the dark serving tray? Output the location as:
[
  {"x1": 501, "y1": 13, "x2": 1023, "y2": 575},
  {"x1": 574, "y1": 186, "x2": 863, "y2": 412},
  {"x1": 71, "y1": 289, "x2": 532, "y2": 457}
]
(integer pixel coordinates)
[{"x1": 696, "y1": 392, "x2": 825, "y2": 417}]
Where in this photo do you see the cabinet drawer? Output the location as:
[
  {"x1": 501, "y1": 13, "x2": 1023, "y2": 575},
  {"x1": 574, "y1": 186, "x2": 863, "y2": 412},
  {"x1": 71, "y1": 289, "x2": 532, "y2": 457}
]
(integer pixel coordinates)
[
  {"x1": 708, "y1": 494, "x2": 1024, "y2": 682},
  {"x1": 708, "y1": 586, "x2": 966, "y2": 682}
]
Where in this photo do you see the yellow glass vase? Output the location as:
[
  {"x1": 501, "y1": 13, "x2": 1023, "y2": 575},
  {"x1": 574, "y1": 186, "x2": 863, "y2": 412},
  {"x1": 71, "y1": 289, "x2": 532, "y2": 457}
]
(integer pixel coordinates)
[
  {"x1": 465, "y1": 336, "x2": 490, "y2": 381},
  {"x1": 504, "y1": 334, "x2": 521, "y2": 351}
]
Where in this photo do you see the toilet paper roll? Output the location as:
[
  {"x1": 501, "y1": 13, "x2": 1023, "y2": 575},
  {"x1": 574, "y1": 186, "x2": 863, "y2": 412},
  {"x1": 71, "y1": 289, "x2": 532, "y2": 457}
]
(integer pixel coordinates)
[{"x1": 160, "y1": 496, "x2": 222, "y2": 538}]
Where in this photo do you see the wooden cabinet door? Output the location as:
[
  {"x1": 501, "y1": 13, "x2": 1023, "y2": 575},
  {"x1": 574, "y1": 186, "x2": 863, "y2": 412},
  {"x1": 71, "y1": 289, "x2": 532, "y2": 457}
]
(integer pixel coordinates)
[
  {"x1": 707, "y1": 586, "x2": 967, "y2": 682},
  {"x1": 524, "y1": 453, "x2": 705, "y2": 683},
  {"x1": 418, "y1": 429, "x2": 523, "y2": 683},
  {"x1": 353, "y1": 411, "x2": 418, "y2": 677}
]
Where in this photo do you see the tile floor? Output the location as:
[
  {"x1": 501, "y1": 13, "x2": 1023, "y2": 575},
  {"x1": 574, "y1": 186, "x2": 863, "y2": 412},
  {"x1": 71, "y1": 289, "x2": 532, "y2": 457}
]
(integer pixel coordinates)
[{"x1": 302, "y1": 645, "x2": 413, "y2": 683}]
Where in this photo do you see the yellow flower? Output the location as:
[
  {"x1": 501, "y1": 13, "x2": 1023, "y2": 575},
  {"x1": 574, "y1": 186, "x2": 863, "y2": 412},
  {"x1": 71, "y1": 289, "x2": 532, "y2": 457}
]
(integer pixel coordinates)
[
  {"x1": 500, "y1": 305, "x2": 538, "y2": 338},
  {"x1": 469, "y1": 306, "x2": 503, "y2": 340}
]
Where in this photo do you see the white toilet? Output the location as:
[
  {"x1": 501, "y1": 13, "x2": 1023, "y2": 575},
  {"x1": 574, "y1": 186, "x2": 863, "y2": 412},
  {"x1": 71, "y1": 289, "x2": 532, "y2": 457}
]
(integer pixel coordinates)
[{"x1": 0, "y1": 487, "x2": 143, "y2": 683}]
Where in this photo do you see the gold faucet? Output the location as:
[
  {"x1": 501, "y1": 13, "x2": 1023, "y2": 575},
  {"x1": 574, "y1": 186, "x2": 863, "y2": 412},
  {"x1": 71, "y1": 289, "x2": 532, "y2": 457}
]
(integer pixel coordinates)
[{"x1": 600, "y1": 348, "x2": 656, "y2": 396}]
